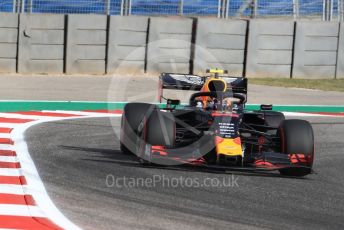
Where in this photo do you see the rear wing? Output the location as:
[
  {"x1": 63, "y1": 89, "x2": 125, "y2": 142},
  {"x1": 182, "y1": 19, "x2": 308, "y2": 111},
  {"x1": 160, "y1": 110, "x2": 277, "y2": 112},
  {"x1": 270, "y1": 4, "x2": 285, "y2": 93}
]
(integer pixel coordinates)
[
  {"x1": 159, "y1": 73, "x2": 204, "y2": 91},
  {"x1": 158, "y1": 73, "x2": 247, "y2": 102}
]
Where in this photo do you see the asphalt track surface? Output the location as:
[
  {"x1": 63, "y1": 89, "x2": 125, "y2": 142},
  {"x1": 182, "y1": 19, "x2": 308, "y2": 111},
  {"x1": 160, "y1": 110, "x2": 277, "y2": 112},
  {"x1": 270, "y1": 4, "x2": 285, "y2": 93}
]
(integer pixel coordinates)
[{"x1": 26, "y1": 116, "x2": 344, "y2": 230}]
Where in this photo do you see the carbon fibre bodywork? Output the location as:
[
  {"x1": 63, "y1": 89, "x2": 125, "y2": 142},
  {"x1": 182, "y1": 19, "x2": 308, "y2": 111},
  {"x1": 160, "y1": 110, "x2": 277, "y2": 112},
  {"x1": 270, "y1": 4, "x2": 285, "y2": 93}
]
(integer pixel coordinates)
[{"x1": 121, "y1": 72, "x2": 314, "y2": 176}]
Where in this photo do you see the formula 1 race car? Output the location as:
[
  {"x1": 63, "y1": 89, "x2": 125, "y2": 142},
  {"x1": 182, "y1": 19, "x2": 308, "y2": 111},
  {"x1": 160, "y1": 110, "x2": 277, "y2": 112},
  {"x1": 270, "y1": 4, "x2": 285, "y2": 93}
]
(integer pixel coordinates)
[{"x1": 120, "y1": 69, "x2": 315, "y2": 177}]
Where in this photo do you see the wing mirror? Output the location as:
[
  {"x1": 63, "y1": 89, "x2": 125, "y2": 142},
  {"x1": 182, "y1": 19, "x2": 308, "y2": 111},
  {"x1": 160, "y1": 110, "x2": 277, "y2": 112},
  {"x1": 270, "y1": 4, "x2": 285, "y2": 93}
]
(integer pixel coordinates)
[
  {"x1": 166, "y1": 99, "x2": 180, "y2": 110},
  {"x1": 260, "y1": 104, "x2": 273, "y2": 111}
]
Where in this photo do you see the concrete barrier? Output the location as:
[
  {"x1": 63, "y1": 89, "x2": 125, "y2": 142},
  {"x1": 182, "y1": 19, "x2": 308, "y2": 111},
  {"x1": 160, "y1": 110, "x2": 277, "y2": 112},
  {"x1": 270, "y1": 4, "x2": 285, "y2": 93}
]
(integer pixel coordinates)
[
  {"x1": 246, "y1": 20, "x2": 294, "y2": 78},
  {"x1": 18, "y1": 14, "x2": 65, "y2": 74},
  {"x1": 293, "y1": 21, "x2": 339, "y2": 79},
  {"x1": 107, "y1": 16, "x2": 148, "y2": 74},
  {"x1": 1, "y1": 14, "x2": 344, "y2": 78},
  {"x1": 336, "y1": 22, "x2": 344, "y2": 79},
  {"x1": 66, "y1": 15, "x2": 107, "y2": 74},
  {"x1": 0, "y1": 13, "x2": 18, "y2": 73},
  {"x1": 146, "y1": 17, "x2": 193, "y2": 74},
  {"x1": 194, "y1": 18, "x2": 247, "y2": 76}
]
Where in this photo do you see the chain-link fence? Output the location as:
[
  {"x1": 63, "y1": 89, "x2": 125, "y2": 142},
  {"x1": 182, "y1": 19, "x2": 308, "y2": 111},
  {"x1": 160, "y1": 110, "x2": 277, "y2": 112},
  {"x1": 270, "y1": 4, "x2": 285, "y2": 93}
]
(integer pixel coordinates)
[
  {"x1": 21, "y1": 0, "x2": 122, "y2": 14},
  {"x1": 0, "y1": 0, "x2": 15, "y2": 12},
  {"x1": 2, "y1": 0, "x2": 344, "y2": 21}
]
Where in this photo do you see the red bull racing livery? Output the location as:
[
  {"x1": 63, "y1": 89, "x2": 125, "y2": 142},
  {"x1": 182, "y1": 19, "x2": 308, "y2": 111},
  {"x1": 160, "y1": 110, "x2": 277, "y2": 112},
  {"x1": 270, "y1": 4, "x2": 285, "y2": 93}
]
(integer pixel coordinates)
[{"x1": 121, "y1": 69, "x2": 315, "y2": 177}]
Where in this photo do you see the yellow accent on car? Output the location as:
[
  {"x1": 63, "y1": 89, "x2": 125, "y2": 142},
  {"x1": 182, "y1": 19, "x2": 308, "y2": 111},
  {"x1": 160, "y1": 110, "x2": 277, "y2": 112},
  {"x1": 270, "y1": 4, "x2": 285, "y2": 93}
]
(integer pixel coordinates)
[
  {"x1": 207, "y1": 68, "x2": 225, "y2": 74},
  {"x1": 216, "y1": 138, "x2": 243, "y2": 157},
  {"x1": 202, "y1": 77, "x2": 227, "y2": 92}
]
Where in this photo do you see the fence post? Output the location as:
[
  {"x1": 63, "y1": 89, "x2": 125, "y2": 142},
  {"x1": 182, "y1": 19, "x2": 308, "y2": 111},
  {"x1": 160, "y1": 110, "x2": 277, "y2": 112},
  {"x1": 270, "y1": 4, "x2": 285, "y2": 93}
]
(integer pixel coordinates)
[
  {"x1": 330, "y1": 0, "x2": 333, "y2": 21},
  {"x1": 125, "y1": 0, "x2": 129, "y2": 16},
  {"x1": 21, "y1": 0, "x2": 25, "y2": 13},
  {"x1": 12, "y1": 0, "x2": 16, "y2": 13},
  {"x1": 323, "y1": 0, "x2": 326, "y2": 21},
  {"x1": 128, "y1": 0, "x2": 132, "y2": 15},
  {"x1": 293, "y1": 0, "x2": 299, "y2": 20},
  {"x1": 120, "y1": 0, "x2": 130, "y2": 16},
  {"x1": 16, "y1": 0, "x2": 20, "y2": 13},
  {"x1": 120, "y1": 0, "x2": 124, "y2": 16},
  {"x1": 323, "y1": 0, "x2": 330, "y2": 21},
  {"x1": 28, "y1": 0, "x2": 32, "y2": 13},
  {"x1": 179, "y1": 0, "x2": 184, "y2": 16},
  {"x1": 323, "y1": 0, "x2": 334, "y2": 21},
  {"x1": 218, "y1": 0, "x2": 229, "y2": 18},
  {"x1": 105, "y1": 0, "x2": 110, "y2": 15},
  {"x1": 217, "y1": 0, "x2": 222, "y2": 18},
  {"x1": 225, "y1": 0, "x2": 230, "y2": 18},
  {"x1": 339, "y1": 0, "x2": 342, "y2": 21},
  {"x1": 340, "y1": 0, "x2": 344, "y2": 22},
  {"x1": 341, "y1": 0, "x2": 344, "y2": 22},
  {"x1": 253, "y1": 0, "x2": 258, "y2": 18}
]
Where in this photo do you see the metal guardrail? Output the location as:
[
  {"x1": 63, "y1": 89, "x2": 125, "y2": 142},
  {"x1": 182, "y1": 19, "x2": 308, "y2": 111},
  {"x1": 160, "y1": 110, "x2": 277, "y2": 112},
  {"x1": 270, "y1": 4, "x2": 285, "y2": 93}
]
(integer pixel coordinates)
[{"x1": 1, "y1": 0, "x2": 343, "y2": 21}]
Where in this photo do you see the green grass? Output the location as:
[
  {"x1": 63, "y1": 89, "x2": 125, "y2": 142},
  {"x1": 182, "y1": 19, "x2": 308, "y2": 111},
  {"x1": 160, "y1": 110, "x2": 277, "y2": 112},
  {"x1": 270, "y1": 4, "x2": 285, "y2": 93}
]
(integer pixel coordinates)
[{"x1": 249, "y1": 78, "x2": 344, "y2": 92}]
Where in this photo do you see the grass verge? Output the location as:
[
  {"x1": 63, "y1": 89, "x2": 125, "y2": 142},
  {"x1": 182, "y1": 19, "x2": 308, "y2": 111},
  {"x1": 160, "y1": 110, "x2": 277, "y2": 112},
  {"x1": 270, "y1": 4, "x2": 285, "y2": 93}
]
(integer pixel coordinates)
[{"x1": 249, "y1": 78, "x2": 344, "y2": 92}]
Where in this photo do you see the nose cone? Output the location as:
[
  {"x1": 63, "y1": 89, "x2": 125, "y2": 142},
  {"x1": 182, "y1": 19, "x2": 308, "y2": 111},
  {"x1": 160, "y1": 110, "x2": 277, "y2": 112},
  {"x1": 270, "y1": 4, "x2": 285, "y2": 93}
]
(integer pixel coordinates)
[{"x1": 215, "y1": 137, "x2": 243, "y2": 157}]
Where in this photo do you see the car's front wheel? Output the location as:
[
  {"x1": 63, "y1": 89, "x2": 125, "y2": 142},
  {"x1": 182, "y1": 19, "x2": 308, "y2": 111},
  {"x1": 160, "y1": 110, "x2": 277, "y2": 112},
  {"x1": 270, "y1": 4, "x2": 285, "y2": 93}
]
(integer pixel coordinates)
[
  {"x1": 278, "y1": 119, "x2": 314, "y2": 177},
  {"x1": 137, "y1": 110, "x2": 176, "y2": 164},
  {"x1": 120, "y1": 103, "x2": 156, "y2": 154}
]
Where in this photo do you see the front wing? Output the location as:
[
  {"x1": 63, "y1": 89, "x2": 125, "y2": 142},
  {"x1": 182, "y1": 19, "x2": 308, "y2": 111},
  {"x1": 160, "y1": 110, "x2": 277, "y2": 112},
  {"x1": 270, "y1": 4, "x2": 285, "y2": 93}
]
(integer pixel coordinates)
[{"x1": 140, "y1": 144, "x2": 312, "y2": 173}]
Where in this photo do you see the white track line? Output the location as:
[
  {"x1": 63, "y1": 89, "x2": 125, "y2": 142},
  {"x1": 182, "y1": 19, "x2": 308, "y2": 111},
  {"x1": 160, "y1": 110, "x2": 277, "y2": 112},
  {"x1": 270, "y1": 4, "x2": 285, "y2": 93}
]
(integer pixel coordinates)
[
  {"x1": 0, "y1": 184, "x2": 26, "y2": 195},
  {"x1": 282, "y1": 112, "x2": 329, "y2": 117},
  {"x1": 0, "y1": 156, "x2": 18, "y2": 163},
  {"x1": 0, "y1": 112, "x2": 47, "y2": 120},
  {"x1": 0, "y1": 134, "x2": 10, "y2": 138},
  {"x1": 0, "y1": 168, "x2": 23, "y2": 177},
  {"x1": 43, "y1": 110, "x2": 122, "y2": 117},
  {"x1": 0, "y1": 123, "x2": 20, "y2": 128},
  {"x1": 0, "y1": 144, "x2": 14, "y2": 151},
  {"x1": 12, "y1": 115, "x2": 99, "y2": 230},
  {"x1": 0, "y1": 204, "x2": 46, "y2": 217}
]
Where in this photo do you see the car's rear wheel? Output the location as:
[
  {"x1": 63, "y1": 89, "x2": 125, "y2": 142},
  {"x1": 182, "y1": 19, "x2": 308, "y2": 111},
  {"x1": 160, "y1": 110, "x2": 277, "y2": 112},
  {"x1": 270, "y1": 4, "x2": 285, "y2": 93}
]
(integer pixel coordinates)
[
  {"x1": 120, "y1": 103, "x2": 156, "y2": 154},
  {"x1": 278, "y1": 119, "x2": 314, "y2": 177}
]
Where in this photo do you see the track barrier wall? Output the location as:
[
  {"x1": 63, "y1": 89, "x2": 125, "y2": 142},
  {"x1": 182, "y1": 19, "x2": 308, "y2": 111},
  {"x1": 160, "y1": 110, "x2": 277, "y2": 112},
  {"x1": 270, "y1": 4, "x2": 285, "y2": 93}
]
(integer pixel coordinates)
[
  {"x1": 147, "y1": 17, "x2": 193, "y2": 74},
  {"x1": 337, "y1": 23, "x2": 344, "y2": 79},
  {"x1": 293, "y1": 21, "x2": 340, "y2": 79},
  {"x1": 0, "y1": 13, "x2": 18, "y2": 73},
  {"x1": 107, "y1": 16, "x2": 149, "y2": 74},
  {"x1": 18, "y1": 14, "x2": 65, "y2": 74},
  {"x1": 66, "y1": 14, "x2": 107, "y2": 74},
  {"x1": 0, "y1": 13, "x2": 343, "y2": 79},
  {"x1": 194, "y1": 18, "x2": 247, "y2": 76},
  {"x1": 246, "y1": 20, "x2": 294, "y2": 78}
]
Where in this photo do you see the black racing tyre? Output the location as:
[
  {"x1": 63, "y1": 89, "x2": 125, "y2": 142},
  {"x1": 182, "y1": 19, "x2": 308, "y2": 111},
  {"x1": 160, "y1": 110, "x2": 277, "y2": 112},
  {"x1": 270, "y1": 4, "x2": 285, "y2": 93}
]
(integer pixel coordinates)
[
  {"x1": 145, "y1": 110, "x2": 176, "y2": 147},
  {"x1": 264, "y1": 111, "x2": 285, "y2": 128},
  {"x1": 120, "y1": 103, "x2": 156, "y2": 154},
  {"x1": 278, "y1": 119, "x2": 314, "y2": 177}
]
